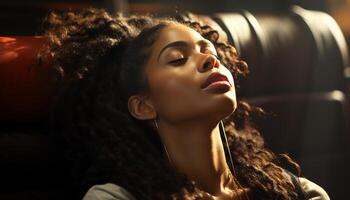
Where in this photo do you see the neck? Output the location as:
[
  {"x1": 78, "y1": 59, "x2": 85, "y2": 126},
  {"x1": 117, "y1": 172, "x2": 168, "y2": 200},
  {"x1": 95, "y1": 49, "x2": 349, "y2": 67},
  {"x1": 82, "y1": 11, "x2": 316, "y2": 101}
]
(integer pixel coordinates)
[{"x1": 156, "y1": 119, "x2": 233, "y2": 196}]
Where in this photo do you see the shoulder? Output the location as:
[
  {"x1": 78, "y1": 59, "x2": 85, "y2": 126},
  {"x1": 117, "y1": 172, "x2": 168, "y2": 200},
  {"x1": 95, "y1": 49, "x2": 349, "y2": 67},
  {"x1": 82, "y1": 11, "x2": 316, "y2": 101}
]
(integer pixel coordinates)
[
  {"x1": 82, "y1": 183, "x2": 137, "y2": 200},
  {"x1": 298, "y1": 177, "x2": 330, "y2": 200}
]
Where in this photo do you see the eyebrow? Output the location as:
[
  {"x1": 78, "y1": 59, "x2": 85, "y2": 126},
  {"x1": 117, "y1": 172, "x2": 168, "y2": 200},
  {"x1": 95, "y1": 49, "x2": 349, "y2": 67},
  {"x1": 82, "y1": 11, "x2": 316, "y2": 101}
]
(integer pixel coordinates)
[{"x1": 157, "y1": 39, "x2": 214, "y2": 61}]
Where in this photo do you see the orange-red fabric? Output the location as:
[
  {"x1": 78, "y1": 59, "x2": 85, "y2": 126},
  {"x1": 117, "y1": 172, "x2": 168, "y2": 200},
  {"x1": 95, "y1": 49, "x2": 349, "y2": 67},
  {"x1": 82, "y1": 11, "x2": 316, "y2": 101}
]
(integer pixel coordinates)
[{"x1": 0, "y1": 36, "x2": 55, "y2": 123}]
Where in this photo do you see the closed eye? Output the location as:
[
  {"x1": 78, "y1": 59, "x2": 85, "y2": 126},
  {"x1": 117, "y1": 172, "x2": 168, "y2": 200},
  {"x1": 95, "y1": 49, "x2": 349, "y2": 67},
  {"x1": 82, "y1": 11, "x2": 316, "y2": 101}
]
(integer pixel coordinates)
[
  {"x1": 212, "y1": 53, "x2": 220, "y2": 60},
  {"x1": 168, "y1": 57, "x2": 188, "y2": 66},
  {"x1": 202, "y1": 48, "x2": 219, "y2": 59}
]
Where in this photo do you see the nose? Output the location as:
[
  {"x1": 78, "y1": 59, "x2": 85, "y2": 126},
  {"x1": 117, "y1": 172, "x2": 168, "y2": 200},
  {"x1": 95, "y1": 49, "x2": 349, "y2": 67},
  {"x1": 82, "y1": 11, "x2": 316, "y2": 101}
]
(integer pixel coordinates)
[{"x1": 198, "y1": 54, "x2": 220, "y2": 72}]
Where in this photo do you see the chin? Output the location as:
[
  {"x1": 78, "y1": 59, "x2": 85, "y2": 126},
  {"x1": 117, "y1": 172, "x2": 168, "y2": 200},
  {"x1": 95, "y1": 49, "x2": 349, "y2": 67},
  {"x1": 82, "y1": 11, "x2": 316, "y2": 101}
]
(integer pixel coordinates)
[
  {"x1": 226, "y1": 100, "x2": 237, "y2": 117},
  {"x1": 216, "y1": 94, "x2": 237, "y2": 118},
  {"x1": 224, "y1": 90, "x2": 237, "y2": 111}
]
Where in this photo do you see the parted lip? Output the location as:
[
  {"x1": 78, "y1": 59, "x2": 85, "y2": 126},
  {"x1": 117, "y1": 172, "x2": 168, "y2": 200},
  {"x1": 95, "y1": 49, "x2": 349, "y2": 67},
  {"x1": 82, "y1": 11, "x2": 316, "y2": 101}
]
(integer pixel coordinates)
[{"x1": 201, "y1": 72, "x2": 232, "y2": 89}]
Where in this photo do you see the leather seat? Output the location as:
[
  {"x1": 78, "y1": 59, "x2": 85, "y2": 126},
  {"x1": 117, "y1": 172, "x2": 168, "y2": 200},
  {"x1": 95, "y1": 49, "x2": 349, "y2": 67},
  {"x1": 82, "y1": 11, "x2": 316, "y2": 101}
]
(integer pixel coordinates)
[
  {"x1": 212, "y1": 6, "x2": 349, "y2": 200},
  {"x1": 246, "y1": 91, "x2": 349, "y2": 200}
]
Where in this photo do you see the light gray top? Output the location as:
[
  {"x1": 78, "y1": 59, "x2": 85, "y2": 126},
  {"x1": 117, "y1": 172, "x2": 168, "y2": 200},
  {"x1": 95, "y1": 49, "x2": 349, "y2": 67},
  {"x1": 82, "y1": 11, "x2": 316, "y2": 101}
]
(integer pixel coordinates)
[
  {"x1": 298, "y1": 177, "x2": 330, "y2": 200},
  {"x1": 82, "y1": 183, "x2": 137, "y2": 200},
  {"x1": 83, "y1": 177, "x2": 330, "y2": 200}
]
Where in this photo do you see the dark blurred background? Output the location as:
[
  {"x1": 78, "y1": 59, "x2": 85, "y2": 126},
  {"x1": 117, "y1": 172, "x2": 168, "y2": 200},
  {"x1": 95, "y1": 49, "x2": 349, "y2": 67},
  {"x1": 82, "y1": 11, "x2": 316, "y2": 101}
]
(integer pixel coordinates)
[
  {"x1": 1, "y1": 1, "x2": 350, "y2": 200},
  {"x1": 1, "y1": 0, "x2": 350, "y2": 42}
]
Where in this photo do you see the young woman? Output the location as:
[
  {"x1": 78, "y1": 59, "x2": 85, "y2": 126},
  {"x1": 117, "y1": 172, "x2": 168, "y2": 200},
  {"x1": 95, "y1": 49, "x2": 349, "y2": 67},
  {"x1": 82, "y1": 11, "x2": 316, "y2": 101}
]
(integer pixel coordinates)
[{"x1": 44, "y1": 8, "x2": 330, "y2": 200}]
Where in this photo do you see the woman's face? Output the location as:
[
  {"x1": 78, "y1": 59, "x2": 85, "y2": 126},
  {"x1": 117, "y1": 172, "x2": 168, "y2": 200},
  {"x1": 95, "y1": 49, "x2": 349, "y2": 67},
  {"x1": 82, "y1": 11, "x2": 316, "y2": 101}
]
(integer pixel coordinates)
[{"x1": 143, "y1": 23, "x2": 237, "y2": 124}]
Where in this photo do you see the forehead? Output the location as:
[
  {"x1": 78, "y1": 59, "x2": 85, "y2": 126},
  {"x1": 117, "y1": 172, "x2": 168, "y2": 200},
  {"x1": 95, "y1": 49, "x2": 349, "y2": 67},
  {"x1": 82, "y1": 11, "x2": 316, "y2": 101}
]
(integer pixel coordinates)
[{"x1": 154, "y1": 23, "x2": 205, "y2": 49}]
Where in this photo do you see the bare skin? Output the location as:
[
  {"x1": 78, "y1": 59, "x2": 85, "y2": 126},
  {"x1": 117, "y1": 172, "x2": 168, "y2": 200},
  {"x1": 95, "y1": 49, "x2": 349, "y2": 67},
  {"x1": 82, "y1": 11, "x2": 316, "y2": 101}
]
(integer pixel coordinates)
[
  {"x1": 155, "y1": 118, "x2": 234, "y2": 199},
  {"x1": 127, "y1": 23, "x2": 238, "y2": 199}
]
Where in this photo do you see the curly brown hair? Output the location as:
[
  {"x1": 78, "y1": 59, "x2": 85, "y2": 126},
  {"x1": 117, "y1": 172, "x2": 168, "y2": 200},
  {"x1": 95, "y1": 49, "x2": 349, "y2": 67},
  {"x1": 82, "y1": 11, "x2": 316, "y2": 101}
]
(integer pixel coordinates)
[{"x1": 42, "y1": 8, "x2": 302, "y2": 200}]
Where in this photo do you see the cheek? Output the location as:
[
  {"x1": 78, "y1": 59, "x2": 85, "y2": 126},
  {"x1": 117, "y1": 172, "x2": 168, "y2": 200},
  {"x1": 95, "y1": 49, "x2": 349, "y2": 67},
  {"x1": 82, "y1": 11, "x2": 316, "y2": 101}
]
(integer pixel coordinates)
[
  {"x1": 148, "y1": 71, "x2": 202, "y2": 122},
  {"x1": 146, "y1": 67, "x2": 237, "y2": 123}
]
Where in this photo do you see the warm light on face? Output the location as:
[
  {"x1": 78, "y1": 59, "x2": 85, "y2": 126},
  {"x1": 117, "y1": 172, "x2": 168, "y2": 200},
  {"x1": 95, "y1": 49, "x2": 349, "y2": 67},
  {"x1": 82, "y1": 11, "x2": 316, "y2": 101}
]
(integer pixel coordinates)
[{"x1": 142, "y1": 23, "x2": 237, "y2": 124}]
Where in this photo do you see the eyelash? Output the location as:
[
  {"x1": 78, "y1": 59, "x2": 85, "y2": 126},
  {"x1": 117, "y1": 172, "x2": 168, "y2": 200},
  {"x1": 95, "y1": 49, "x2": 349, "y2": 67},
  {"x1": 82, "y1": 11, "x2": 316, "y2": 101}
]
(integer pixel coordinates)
[
  {"x1": 168, "y1": 50, "x2": 219, "y2": 66},
  {"x1": 203, "y1": 49, "x2": 220, "y2": 60},
  {"x1": 212, "y1": 54, "x2": 220, "y2": 60},
  {"x1": 168, "y1": 57, "x2": 188, "y2": 66}
]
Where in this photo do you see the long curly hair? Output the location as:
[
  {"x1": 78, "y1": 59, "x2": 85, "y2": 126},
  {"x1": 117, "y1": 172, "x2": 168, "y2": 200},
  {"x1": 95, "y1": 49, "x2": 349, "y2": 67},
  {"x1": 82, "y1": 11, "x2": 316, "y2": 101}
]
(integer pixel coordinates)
[{"x1": 42, "y1": 8, "x2": 302, "y2": 200}]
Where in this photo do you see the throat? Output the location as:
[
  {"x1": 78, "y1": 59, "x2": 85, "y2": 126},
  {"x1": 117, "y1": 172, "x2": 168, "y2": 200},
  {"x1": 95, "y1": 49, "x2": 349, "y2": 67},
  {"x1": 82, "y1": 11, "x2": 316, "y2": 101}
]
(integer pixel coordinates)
[{"x1": 156, "y1": 119, "x2": 243, "y2": 199}]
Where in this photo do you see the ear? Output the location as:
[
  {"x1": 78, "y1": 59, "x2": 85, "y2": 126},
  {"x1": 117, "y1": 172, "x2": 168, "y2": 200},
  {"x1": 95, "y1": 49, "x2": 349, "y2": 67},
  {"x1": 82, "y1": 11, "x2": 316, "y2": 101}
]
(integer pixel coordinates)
[{"x1": 127, "y1": 95, "x2": 157, "y2": 120}]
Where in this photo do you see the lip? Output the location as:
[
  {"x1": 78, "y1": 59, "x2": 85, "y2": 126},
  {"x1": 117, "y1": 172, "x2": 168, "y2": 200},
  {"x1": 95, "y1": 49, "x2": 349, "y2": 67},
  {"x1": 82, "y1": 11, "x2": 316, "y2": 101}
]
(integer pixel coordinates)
[{"x1": 201, "y1": 72, "x2": 232, "y2": 90}]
